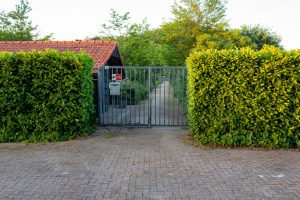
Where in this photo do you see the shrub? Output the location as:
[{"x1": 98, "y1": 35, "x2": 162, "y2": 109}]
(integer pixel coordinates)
[
  {"x1": 0, "y1": 50, "x2": 94, "y2": 142},
  {"x1": 121, "y1": 79, "x2": 148, "y2": 104},
  {"x1": 187, "y1": 46, "x2": 300, "y2": 148},
  {"x1": 121, "y1": 68, "x2": 162, "y2": 105},
  {"x1": 172, "y1": 69, "x2": 187, "y2": 114}
]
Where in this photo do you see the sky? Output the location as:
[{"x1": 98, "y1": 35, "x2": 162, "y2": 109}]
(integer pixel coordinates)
[{"x1": 1, "y1": 0, "x2": 300, "y2": 50}]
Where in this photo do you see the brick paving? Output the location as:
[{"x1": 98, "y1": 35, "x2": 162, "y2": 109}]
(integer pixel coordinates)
[{"x1": 0, "y1": 127, "x2": 299, "y2": 200}]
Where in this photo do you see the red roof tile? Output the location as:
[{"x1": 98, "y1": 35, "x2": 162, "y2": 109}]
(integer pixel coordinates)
[{"x1": 0, "y1": 40, "x2": 122, "y2": 73}]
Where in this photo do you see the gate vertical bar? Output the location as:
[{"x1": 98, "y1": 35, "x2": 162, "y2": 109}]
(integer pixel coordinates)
[
  {"x1": 148, "y1": 67, "x2": 152, "y2": 127},
  {"x1": 163, "y1": 70, "x2": 166, "y2": 125},
  {"x1": 106, "y1": 68, "x2": 109, "y2": 125},
  {"x1": 144, "y1": 69, "x2": 146, "y2": 124},
  {"x1": 98, "y1": 68, "x2": 103, "y2": 125},
  {"x1": 110, "y1": 68, "x2": 113, "y2": 125},
  {"x1": 168, "y1": 68, "x2": 171, "y2": 125},
  {"x1": 181, "y1": 68, "x2": 185, "y2": 125},
  {"x1": 177, "y1": 69, "x2": 180, "y2": 125},
  {"x1": 154, "y1": 68, "x2": 157, "y2": 125},
  {"x1": 138, "y1": 69, "x2": 141, "y2": 124},
  {"x1": 160, "y1": 68, "x2": 162, "y2": 125},
  {"x1": 172, "y1": 69, "x2": 175, "y2": 126},
  {"x1": 134, "y1": 69, "x2": 137, "y2": 125},
  {"x1": 120, "y1": 67, "x2": 123, "y2": 125},
  {"x1": 129, "y1": 69, "x2": 132, "y2": 125}
]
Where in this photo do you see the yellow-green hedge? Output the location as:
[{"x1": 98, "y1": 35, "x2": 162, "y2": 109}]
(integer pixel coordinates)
[
  {"x1": 187, "y1": 46, "x2": 300, "y2": 148},
  {"x1": 0, "y1": 50, "x2": 94, "y2": 142}
]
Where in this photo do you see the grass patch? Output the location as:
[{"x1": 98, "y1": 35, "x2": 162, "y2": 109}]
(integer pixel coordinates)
[{"x1": 102, "y1": 132, "x2": 112, "y2": 139}]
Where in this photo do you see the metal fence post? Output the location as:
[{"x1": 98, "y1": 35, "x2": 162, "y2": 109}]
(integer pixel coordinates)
[
  {"x1": 148, "y1": 66, "x2": 152, "y2": 127},
  {"x1": 98, "y1": 67, "x2": 103, "y2": 125}
]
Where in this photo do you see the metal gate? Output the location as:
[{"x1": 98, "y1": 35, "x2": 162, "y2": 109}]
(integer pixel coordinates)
[{"x1": 98, "y1": 66, "x2": 187, "y2": 126}]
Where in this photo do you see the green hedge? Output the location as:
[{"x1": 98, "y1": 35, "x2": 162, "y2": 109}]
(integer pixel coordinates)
[
  {"x1": 187, "y1": 46, "x2": 300, "y2": 148},
  {"x1": 0, "y1": 50, "x2": 94, "y2": 142}
]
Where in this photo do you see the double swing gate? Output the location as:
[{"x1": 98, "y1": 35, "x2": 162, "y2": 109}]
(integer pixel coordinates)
[{"x1": 98, "y1": 66, "x2": 187, "y2": 127}]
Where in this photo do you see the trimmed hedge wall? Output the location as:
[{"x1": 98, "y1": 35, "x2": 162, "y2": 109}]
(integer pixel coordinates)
[
  {"x1": 0, "y1": 50, "x2": 94, "y2": 142},
  {"x1": 187, "y1": 46, "x2": 300, "y2": 148}
]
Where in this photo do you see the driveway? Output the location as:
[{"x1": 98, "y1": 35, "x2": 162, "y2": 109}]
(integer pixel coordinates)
[{"x1": 0, "y1": 127, "x2": 299, "y2": 200}]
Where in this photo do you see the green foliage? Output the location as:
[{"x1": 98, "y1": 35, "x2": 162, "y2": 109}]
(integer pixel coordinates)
[
  {"x1": 97, "y1": 1, "x2": 228, "y2": 67},
  {"x1": 160, "y1": 0, "x2": 228, "y2": 66},
  {"x1": 118, "y1": 29, "x2": 167, "y2": 66},
  {"x1": 0, "y1": 50, "x2": 94, "y2": 142},
  {"x1": 0, "y1": 0, "x2": 53, "y2": 41},
  {"x1": 100, "y1": 9, "x2": 130, "y2": 37},
  {"x1": 172, "y1": 0, "x2": 227, "y2": 30},
  {"x1": 121, "y1": 79, "x2": 148, "y2": 104},
  {"x1": 120, "y1": 68, "x2": 162, "y2": 105},
  {"x1": 97, "y1": 10, "x2": 166, "y2": 66},
  {"x1": 172, "y1": 70, "x2": 188, "y2": 114},
  {"x1": 194, "y1": 29, "x2": 253, "y2": 51},
  {"x1": 95, "y1": 2, "x2": 285, "y2": 68},
  {"x1": 240, "y1": 25, "x2": 282, "y2": 50},
  {"x1": 187, "y1": 46, "x2": 300, "y2": 148}
]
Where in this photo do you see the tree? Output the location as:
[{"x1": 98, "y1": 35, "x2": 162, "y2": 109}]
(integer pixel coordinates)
[
  {"x1": 118, "y1": 28, "x2": 167, "y2": 66},
  {"x1": 98, "y1": 10, "x2": 167, "y2": 66},
  {"x1": 240, "y1": 25, "x2": 282, "y2": 50},
  {"x1": 0, "y1": 0, "x2": 53, "y2": 41},
  {"x1": 193, "y1": 29, "x2": 253, "y2": 51},
  {"x1": 97, "y1": 1, "x2": 229, "y2": 66},
  {"x1": 159, "y1": 0, "x2": 228, "y2": 65},
  {"x1": 172, "y1": 0, "x2": 227, "y2": 30},
  {"x1": 100, "y1": 9, "x2": 130, "y2": 38}
]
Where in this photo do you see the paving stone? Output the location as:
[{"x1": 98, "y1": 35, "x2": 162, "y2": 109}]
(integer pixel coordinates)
[{"x1": 0, "y1": 127, "x2": 299, "y2": 199}]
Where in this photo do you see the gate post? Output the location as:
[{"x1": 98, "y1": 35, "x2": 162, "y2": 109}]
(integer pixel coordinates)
[
  {"x1": 98, "y1": 67, "x2": 104, "y2": 125},
  {"x1": 148, "y1": 66, "x2": 152, "y2": 127}
]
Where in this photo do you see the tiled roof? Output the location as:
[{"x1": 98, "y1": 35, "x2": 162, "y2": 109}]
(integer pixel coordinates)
[{"x1": 0, "y1": 40, "x2": 121, "y2": 73}]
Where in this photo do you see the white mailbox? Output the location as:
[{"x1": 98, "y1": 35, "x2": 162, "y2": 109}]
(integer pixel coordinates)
[{"x1": 109, "y1": 82, "x2": 121, "y2": 95}]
